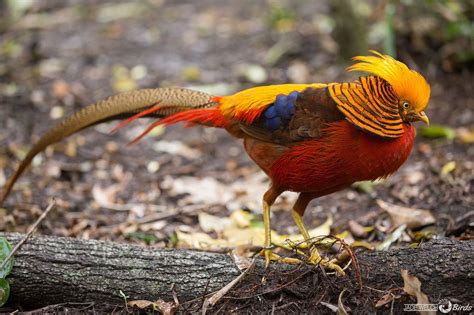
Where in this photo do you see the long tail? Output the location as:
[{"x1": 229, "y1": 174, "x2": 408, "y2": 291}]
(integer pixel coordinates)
[{"x1": 0, "y1": 88, "x2": 218, "y2": 205}]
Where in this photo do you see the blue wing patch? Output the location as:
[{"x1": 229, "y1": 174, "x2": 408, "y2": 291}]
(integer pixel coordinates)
[{"x1": 263, "y1": 91, "x2": 299, "y2": 130}]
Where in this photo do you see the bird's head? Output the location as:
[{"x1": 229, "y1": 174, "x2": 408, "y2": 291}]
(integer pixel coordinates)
[{"x1": 348, "y1": 50, "x2": 431, "y2": 125}]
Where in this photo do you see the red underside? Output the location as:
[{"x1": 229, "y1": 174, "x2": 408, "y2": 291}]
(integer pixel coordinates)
[{"x1": 270, "y1": 121, "x2": 415, "y2": 194}]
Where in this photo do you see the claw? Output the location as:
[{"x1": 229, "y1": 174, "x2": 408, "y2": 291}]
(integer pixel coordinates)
[
  {"x1": 294, "y1": 247, "x2": 343, "y2": 275},
  {"x1": 264, "y1": 247, "x2": 272, "y2": 268},
  {"x1": 260, "y1": 248, "x2": 301, "y2": 267}
]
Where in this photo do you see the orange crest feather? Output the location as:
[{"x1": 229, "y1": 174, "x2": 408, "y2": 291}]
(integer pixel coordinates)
[{"x1": 347, "y1": 51, "x2": 430, "y2": 112}]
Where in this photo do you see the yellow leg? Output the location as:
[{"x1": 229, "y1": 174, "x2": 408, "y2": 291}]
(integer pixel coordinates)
[
  {"x1": 262, "y1": 200, "x2": 272, "y2": 268},
  {"x1": 261, "y1": 201, "x2": 300, "y2": 267},
  {"x1": 291, "y1": 209, "x2": 345, "y2": 275},
  {"x1": 291, "y1": 209, "x2": 311, "y2": 240}
]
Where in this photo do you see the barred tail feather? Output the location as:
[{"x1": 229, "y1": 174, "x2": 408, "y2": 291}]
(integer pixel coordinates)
[{"x1": 1, "y1": 87, "x2": 217, "y2": 205}]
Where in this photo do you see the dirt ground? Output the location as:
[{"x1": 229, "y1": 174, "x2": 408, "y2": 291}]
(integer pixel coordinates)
[{"x1": 0, "y1": 0, "x2": 472, "y2": 313}]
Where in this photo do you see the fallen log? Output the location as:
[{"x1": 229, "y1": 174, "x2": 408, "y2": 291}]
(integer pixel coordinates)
[{"x1": 1, "y1": 233, "x2": 472, "y2": 311}]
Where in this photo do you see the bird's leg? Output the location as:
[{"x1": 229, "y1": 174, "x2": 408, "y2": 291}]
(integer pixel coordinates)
[
  {"x1": 291, "y1": 193, "x2": 345, "y2": 275},
  {"x1": 262, "y1": 199, "x2": 273, "y2": 266},
  {"x1": 260, "y1": 186, "x2": 300, "y2": 267}
]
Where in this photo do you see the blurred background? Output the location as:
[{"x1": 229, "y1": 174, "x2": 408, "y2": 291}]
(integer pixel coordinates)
[{"x1": 0, "y1": 0, "x2": 472, "y2": 247}]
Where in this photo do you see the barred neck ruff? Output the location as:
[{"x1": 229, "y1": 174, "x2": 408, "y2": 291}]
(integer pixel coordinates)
[{"x1": 328, "y1": 76, "x2": 404, "y2": 138}]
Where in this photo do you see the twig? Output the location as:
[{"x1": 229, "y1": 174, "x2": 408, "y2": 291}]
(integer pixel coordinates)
[
  {"x1": 0, "y1": 199, "x2": 56, "y2": 270},
  {"x1": 201, "y1": 258, "x2": 256, "y2": 314}
]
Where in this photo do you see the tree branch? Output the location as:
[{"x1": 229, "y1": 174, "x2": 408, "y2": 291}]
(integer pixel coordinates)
[{"x1": 1, "y1": 233, "x2": 472, "y2": 310}]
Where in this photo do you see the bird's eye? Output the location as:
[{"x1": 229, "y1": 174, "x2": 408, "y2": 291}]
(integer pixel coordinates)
[{"x1": 402, "y1": 102, "x2": 409, "y2": 109}]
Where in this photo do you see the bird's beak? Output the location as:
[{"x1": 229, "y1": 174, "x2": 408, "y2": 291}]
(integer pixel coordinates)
[{"x1": 418, "y1": 111, "x2": 429, "y2": 125}]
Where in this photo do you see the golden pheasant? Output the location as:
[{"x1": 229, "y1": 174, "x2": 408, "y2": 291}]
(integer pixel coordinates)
[{"x1": 1, "y1": 51, "x2": 430, "y2": 273}]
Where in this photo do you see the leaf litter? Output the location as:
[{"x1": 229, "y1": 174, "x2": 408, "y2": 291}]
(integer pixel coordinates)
[
  {"x1": 0, "y1": 0, "x2": 472, "y2": 313},
  {"x1": 401, "y1": 269, "x2": 435, "y2": 315}
]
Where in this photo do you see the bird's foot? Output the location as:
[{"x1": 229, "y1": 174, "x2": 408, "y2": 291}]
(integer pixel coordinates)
[
  {"x1": 274, "y1": 239, "x2": 347, "y2": 275},
  {"x1": 307, "y1": 247, "x2": 345, "y2": 276},
  {"x1": 259, "y1": 246, "x2": 345, "y2": 276},
  {"x1": 260, "y1": 247, "x2": 301, "y2": 268}
]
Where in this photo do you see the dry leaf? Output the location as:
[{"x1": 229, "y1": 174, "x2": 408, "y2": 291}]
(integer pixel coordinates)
[
  {"x1": 154, "y1": 299, "x2": 179, "y2": 315},
  {"x1": 161, "y1": 176, "x2": 234, "y2": 205},
  {"x1": 198, "y1": 212, "x2": 232, "y2": 233},
  {"x1": 305, "y1": 214, "x2": 333, "y2": 238},
  {"x1": 176, "y1": 230, "x2": 226, "y2": 249},
  {"x1": 91, "y1": 183, "x2": 144, "y2": 212},
  {"x1": 348, "y1": 220, "x2": 368, "y2": 238},
  {"x1": 375, "y1": 293, "x2": 395, "y2": 308},
  {"x1": 128, "y1": 300, "x2": 154, "y2": 309},
  {"x1": 222, "y1": 226, "x2": 268, "y2": 247},
  {"x1": 129, "y1": 299, "x2": 178, "y2": 315},
  {"x1": 401, "y1": 269, "x2": 435, "y2": 315},
  {"x1": 375, "y1": 290, "x2": 402, "y2": 308},
  {"x1": 230, "y1": 209, "x2": 252, "y2": 228},
  {"x1": 376, "y1": 224, "x2": 406, "y2": 251},
  {"x1": 440, "y1": 161, "x2": 456, "y2": 175},
  {"x1": 140, "y1": 220, "x2": 166, "y2": 232},
  {"x1": 199, "y1": 210, "x2": 255, "y2": 234},
  {"x1": 377, "y1": 200, "x2": 435, "y2": 229},
  {"x1": 456, "y1": 127, "x2": 474, "y2": 144},
  {"x1": 92, "y1": 184, "x2": 120, "y2": 208}
]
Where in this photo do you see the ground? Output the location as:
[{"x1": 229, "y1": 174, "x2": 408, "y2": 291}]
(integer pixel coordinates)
[{"x1": 0, "y1": 0, "x2": 472, "y2": 313}]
